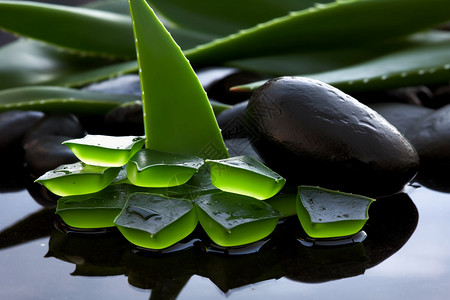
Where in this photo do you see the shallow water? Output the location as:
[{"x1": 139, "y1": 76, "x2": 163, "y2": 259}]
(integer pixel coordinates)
[{"x1": 1, "y1": 179, "x2": 450, "y2": 300}]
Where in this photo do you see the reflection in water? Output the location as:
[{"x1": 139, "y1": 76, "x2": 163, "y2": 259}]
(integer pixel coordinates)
[
  {"x1": 414, "y1": 162, "x2": 450, "y2": 193},
  {"x1": 0, "y1": 192, "x2": 411, "y2": 299}
]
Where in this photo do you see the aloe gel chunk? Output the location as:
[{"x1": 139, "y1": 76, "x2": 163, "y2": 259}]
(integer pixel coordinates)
[
  {"x1": 115, "y1": 192, "x2": 197, "y2": 250},
  {"x1": 63, "y1": 135, "x2": 145, "y2": 167},
  {"x1": 126, "y1": 149, "x2": 204, "y2": 187},
  {"x1": 296, "y1": 186, "x2": 375, "y2": 239},
  {"x1": 56, "y1": 183, "x2": 141, "y2": 229},
  {"x1": 206, "y1": 156, "x2": 286, "y2": 200},
  {"x1": 35, "y1": 162, "x2": 121, "y2": 196},
  {"x1": 194, "y1": 192, "x2": 280, "y2": 247}
]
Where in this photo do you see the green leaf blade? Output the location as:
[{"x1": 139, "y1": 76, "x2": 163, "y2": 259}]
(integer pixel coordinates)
[
  {"x1": 0, "y1": 86, "x2": 139, "y2": 114},
  {"x1": 234, "y1": 31, "x2": 450, "y2": 93},
  {"x1": 0, "y1": 0, "x2": 135, "y2": 58},
  {"x1": 129, "y1": 0, "x2": 229, "y2": 159},
  {"x1": 185, "y1": 0, "x2": 450, "y2": 65}
]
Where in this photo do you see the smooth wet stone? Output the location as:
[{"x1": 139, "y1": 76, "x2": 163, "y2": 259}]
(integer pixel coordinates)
[
  {"x1": 197, "y1": 67, "x2": 262, "y2": 104},
  {"x1": 217, "y1": 101, "x2": 248, "y2": 140},
  {"x1": 224, "y1": 138, "x2": 263, "y2": 160},
  {"x1": 24, "y1": 135, "x2": 80, "y2": 177},
  {"x1": 405, "y1": 104, "x2": 450, "y2": 163},
  {"x1": 103, "y1": 100, "x2": 145, "y2": 136},
  {"x1": 23, "y1": 112, "x2": 85, "y2": 146},
  {"x1": 369, "y1": 102, "x2": 434, "y2": 134},
  {"x1": 22, "y1": 113, "x2": 85, "y2": 176},
  {"x1": 245, "y1": 77, "x2": 420, "y2": 196},
  {"x1": 0, "y1": 110, "x2": 44, "y2": 150},
  {"x1": 82, "y1": 74, "x2": 142, "y2": 97}
]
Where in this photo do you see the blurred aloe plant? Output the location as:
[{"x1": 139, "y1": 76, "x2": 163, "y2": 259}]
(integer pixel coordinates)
[{"x1": 0, "y1": 0, "x2": 449, "y2": 112}]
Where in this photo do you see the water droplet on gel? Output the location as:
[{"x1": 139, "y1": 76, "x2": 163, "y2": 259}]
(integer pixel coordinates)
[{"x1": 127, "y1": 206, "x2": 160, "y2": 221}]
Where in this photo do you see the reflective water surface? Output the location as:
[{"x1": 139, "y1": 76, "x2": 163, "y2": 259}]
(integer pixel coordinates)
[{"x1": 1, "y1": 175, "x2": 450, "y2": 299}]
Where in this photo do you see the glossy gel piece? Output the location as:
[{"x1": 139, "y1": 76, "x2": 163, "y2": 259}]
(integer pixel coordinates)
[
  {"x1": 115, "y1": 193, "x2": 197, "y2": 250},
  {"x1": 63, "y1": 134, "x2": 145, "y2": 167},
  {"x1": 56, "y1": 183, "x2": 142, "y2": 229},
  {"x1": 126, "y1": 149, "x2": 204, "y2": 187},
  {"x1": 194, "y1": 192, "x2": 280, "y2": 247},
  {"x1": 296, "y1": 186, "x2": 375, "y2": 239},
  {"x1": 206, "y1": 156, "x2": 286, "y2": 200},
  {"x1": 35, "y1": 161, "x2": 121, "y2": 196}
]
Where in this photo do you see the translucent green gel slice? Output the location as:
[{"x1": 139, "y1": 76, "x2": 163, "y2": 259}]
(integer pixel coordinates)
[
  {"x1": 194, "y1": 192, "x2": 280, "y2": 247},
  {"x1": 296, "y1": 186, "x2": 375, "y2": 239},
  {"x1": 35, "y1": 162, "x2": 121, "y2": 196},
  {"x1": 115, "y1": 193, "x2": 197, "y2": 250},
  {"x1": 126, "y1": 149, "x2": 204, "y2": 187},
  {"x1": 56, "y1": 184, "x2": 141, "y2": 229},
  {"x1": 206, "y1": 156, "x2": 286, "y2": 200},
  {"x1": 63, "y1": 135, "x2": 145, "y2": 167}
]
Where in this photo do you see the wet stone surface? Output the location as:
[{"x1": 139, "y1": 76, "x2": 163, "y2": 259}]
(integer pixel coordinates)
[
  {"x1": 245, "y1": 77, "x2": 420, "y2": 196},
  {"x1": 82, "y1": 74, "x2": 142, "y2": 97},
  {"x1": 0, "y1": 110, "x2": 44, "y2": 150},
  {"x1": 22, "y1": 113, "x2": 85, "y2": 176}
]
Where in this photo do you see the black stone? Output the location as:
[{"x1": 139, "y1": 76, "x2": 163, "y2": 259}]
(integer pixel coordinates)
[
  {"x1": 368, "y1": 102, "x2": 433, "y2": 134},
  {"x1": 405, "y1": 104, "x2": 450, "y2": 163},
  {"x1": 245, "y1": 77, "x2": 420, "y2": 196},
  {"x1": 0, "y1": 110, "x2": 44, "y2": 150}
]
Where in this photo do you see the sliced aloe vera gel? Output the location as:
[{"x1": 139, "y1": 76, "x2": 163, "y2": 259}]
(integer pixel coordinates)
[
  {"x1": 63, "y1": 134, "x2": 145, "y2": 167},
  {"x1": 126, "y1": 149, "x2": 204, "y2": 187},
  {"x1": 56, "y1": 184, "x2": 141, "y2": 229},
  {"x1": 115, "y1": 192, "x2": 198, "y2": 250},
  {"x1": 296, "y1": 186, "x2": 375, "y2": 239},
  {"x1": 35, "y1": 162, "x2": 121, "y2": 196},
  {"x1": 194, "y1": 192, "x2": 280, "y2": 247},
  {"x1": 206, "y1": 156, "x2": 286, "y2": 200}
]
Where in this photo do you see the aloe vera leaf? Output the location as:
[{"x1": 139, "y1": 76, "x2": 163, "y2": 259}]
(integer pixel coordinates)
[
  {"x1": 194, "y1": 192, "x2": 280, "y2": 247},
  {"x1": 47, "y1": 60, "x2": 139, "y2": 88},
  {"x1": 149, "y1": 0, "x2": 332, "y2": 40},
  {"x1": 35, "y1": 162, "x2": 121, "y2": 196},
  {"x1": 85, "y1": 0, "x2": 131, "y2": 15},
  {"x1": 56, "y1": 183, "x2": 142, "y2": 229},
  {"x1": 0, "y1": 0, "x2": 135, "y2": 59},
  {"x1": 63, "y1": 135, "x2": 145, "y2": 167},
  {"x1": 296, "y1": 186, "x2": 375, "y2": 239},
  {"x1": 126, "y1": 149, "x2": 204, "y2": 187},
  {"x1": 235, "y1": 31, "x2": 450, "y2": 93},
  {"x1": 115, "y1": 192, "x2": 198, "y2": 249},
  {"x1": 227, "y1": 39, "x2": 404, "y2": 77},
  {"x1": 184, "y1": 0, "x2": 450, "y2": 65},
  {"x1": 129, "y1": 0, "x2": 228, "y2": 159},
  {"x1": 0, "y1": 86, "x2": 138, "y2": 114},
  {"x1": 0, "y1": 39, "x2": 127, "y2": 90},
  {"x1": 206, "y1": 156, "x2": 285, "y2": 200}
]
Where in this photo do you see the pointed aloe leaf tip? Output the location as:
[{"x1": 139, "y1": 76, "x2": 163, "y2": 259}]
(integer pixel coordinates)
[{"x1": 129, "y1": 0, "x2": 229, "y2": 159}]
